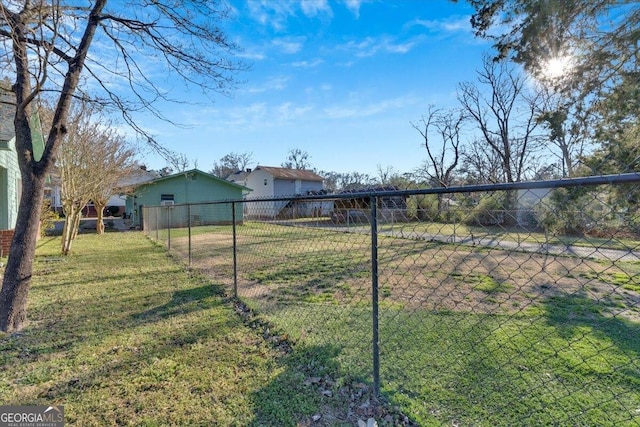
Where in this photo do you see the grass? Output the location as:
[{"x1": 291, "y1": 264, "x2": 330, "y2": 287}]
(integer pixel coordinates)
[
  {"x1": 0, "y1": 232, "x2": 361, "y2": 426},
  {"x1": 256, "y1": 299, "x2": 640, "y2": 427},
  {"x1": 167, "y1": 217, "x2": 640, "y2": 259},
  {"x1": 380, "y1": 221, "x2": 640, "y2": 252},
  {"x1": 165, "y1": 221, "x2": 640, "y2": 426}
]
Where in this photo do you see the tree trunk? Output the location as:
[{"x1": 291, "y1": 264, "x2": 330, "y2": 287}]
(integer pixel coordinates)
[
  {"x1": 71, "y1": 208, "x2": 82, "y2": 241},
  {"x1": 0, "y1": 0, "x2": 107, "y2": 333},
  {"x1": 0, "y1": 172, "x2": 45, "y2": 333},
  {"x1": 61, "y1": 205, "x2": 85, "y2": 256},
  {"x1": 61, "y1": 204, "x2": 76, "y2": 256},
  {"x1": 95, "y1": 201, "x2": 106, "y2": 234}
]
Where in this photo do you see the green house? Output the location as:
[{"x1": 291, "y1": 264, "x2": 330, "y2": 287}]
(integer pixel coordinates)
[
  {"x1": 0, "y1": 99, "x2": 20, "y2": 232},
  {"x1": 127, "y1": 169, "x2": 250, "y2": 228},
  {"x1": 0, "y1": 89, "x2": 45, "y2": 256}
]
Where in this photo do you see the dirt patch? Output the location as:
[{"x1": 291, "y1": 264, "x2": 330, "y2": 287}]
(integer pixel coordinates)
[{"x1": 168, "y1": 226, "x2": 640, "y2": 322}]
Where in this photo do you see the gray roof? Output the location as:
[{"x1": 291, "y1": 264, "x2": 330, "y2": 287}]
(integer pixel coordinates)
[
  {"x1": 140, "y1": 168, "x2": 251, "y2": 192},
  {"x1": 255, "y1": 166, "x2": 324, "y2": 182},
  {"x1": 226, "y1": 170, "x2": 251, "y2": 182}
]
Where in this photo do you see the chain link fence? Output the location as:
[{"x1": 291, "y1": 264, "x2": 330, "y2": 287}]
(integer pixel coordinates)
[{"x1": 143, "y1": 173, "x2": 640, "y2": 426}]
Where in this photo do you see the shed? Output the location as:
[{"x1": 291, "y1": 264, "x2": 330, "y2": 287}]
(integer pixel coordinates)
[
  {"x1": 127, "y1": 169, "x2": 251, "y2": 228},
  {"x1": 332, "y1": 187, "x2": 409, "y2": 224}
]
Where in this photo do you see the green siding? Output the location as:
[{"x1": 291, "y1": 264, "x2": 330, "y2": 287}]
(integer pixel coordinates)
[
  {"x1": 0, "y1": 137, "x2": 20, "y2": 230},
  {"x1": 129, "y1": 170, "x2": 247, "y2": 227},
  {"x1": 0, "y1": 88, "x2": 44, "y2": 230}
]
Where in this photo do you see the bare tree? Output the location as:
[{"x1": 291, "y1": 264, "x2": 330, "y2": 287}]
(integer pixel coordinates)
[
  {"x1": 56, "y1": 104, "x2": 104, "y2": 254},
  {"x1": 411, "y1": 106, "x2": 465, "y2": 216},
  {"x1": 210, "y1": 152, "x2": 254, "y2": 178},
  {"x1": 282, "y1": 148, "x2": 312, "y2": 170},
  {"x1": 166, "y1": 152, "x2": 191, "y2": 175},
  {"x1": 376, "y1": 164, "x2": 395, "y2": 186},
  {"x1": 90, "y1": 135, "x2": 137, "y2": 235},
  {"x1": 55, "y1": 102, "x2": 137, "y2": 253},
  {"x1": 338, "y1": 172, "x2": 374, "y2": 191},
  {"x1": 460, "y1": 138, "x2": 504, "y2": 184},
  {"x1": 376, "y1": 164, "x2": 416, "y2": 189},
  {"x1": 457, "y1": 56, "x2": 543, "y2": 184},
  {"x1": 412, "y1": 106, "x2": 464, "y2": 188},
  {"x1": 0, "y1": 1, "x2": 245, "y2": 332}
]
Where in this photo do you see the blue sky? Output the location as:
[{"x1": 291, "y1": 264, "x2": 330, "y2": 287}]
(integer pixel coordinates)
[{"x1": 140, "y1": 0, "x2": 490, "y2": 177}]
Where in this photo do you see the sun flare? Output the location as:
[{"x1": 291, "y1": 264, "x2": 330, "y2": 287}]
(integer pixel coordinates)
[{"x1": 541, "y1": 55, "x2": 573, "y2": 80}]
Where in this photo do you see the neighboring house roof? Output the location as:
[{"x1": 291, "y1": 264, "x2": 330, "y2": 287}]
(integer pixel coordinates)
[
  {"x1": 339, "y1": 186, "x2": 403, "y2": 194},
  {"x1": 137, "y1": 168, "x2": 251, "y2": 192},
  {"x1": 117, "y1": 168, "x2": 158, "y2": 188},
  {"x1": 254, "y1": 165, "x2": 324, "y2": 182},
  {"x1": 226, "y1": 169, "x2": 251, "y2": 183}
]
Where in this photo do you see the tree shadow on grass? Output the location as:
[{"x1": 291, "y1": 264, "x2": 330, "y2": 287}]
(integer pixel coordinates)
[
  {"x1": 248, "y1": 344, "x2": 345, "y2": 426},
  {"x1": 375, "y1": 296, "x2": 640, "y2": 427},
  {"x1": 1, "y1": 282, "x2": 228, "y2": 366},
  {"x1": 542, "y1": 291, "x2": 640, "y2": 365},
  {"x1": 131, "y1": 283, "x2": 226, "y2": 323}
]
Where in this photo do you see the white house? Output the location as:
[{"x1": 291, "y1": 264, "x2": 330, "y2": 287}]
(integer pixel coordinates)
[
  {"x1": 47, "y1": 166, "x2": 157, "y2": 217},
  {"x1": 229, "y1": 166, "x2": 329, "y2": 219},
  {"x1": 105, "y1": 167, "x2": 158, "y2": 215}
]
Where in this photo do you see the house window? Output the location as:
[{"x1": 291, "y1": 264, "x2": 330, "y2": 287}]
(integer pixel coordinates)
[{"x1": 160, "y1": 194, "x2": 175, "y2": 206}]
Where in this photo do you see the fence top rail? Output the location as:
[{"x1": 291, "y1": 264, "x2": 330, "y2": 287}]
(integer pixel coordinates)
[{"x1": 141, "y1": 172, "x2": 640, "y2": 209}]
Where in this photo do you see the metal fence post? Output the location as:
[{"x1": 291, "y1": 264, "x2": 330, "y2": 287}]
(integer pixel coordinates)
[
  {"x1": 232, "y1": 201, "x2": 238, "y2": 299},
  {"x1": 188, "y1": 204, "x2": 192, "y2": 266},
  {"x1": 167, "y1": 207, "x2": 171, "y2": 251},
  {"x1": 370, "y1": 195, "x2": 380, "y2": 398}
]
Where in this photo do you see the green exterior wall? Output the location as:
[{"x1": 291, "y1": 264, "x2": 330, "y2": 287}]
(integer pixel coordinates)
[
  {"x1": 1, "y1": 87, "x2": 45, "y2": 231},
  {"x1": 0, "y1": 137, "x2": 21, "y2": 230},
  {"x1": 127, "y1": 170, "x2": 248, "y2": 227}
]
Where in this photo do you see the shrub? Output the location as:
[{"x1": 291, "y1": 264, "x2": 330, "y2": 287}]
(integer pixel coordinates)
[
  {"x1": 535, "y1": 187, "x2": 605, "y2": 236},
  {"x1": 407, "y1": 194, "x2": 439, "y2": 221},
  {"x1": 40, "y1": 199, "x2": 60, "y2": 237},
  {"x1": 464, "y1": 192, "x2": 506, "y2": 226}
]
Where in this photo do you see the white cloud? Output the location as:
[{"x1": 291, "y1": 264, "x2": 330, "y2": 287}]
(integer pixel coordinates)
[
  {"x1": 342, "y1": 0, "x2": 368, "y2": 18},
  {"x1": 300, "y1": 0, "x2": 332, "y2": 18},
  {"x1": 246, "y1": 76, "x2": 290, "y2": 93},
  {"x1": 247, "y1": 0, "x2": 296, "y2": 31},
  {"x1": 236, "y1": 49, "x2": 266, "y2": 60},
  {"x1": 272, "y1": 37, "x2": 305, "y2": 54},
  {"x1": 222, "y1": 102, "x2": 269, "y2": 127},
  {"x1": 290, "y1": 58, "x2": 324, "y2": 68},
  {"x1": 200, "y1": 100, "x2": 316, "y2": 131},
  {"x1": 247, "y1": 0, "x2": 332, "y2": 30},
  {"x1": 323, "y1": 94, "x2": 420, "y2": 119},
  {"x1": 339, "y1": 36, "x2": 417, "y2": 58},
  {"x1": 277, "y1": 102, "x2": 314, "y2": 121},
  {"x1": 408, "y1": 16, "x2": 472, "y2": 34}
]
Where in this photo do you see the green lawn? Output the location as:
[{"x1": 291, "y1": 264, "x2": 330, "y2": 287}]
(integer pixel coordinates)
[
  {"x1": 253, "y1": 299, "x2": 640, "y2": 427},
  {"x1": 282, "y1": 217, "x2": 640, "y2": 252},
  {"x1": 8, "y1": 226, "x2": 639, "y2": 426},
  {"x1": 0, "y1": 233, "x2": 367, "y2": 426},
  {"x1": 387, "y1": 221, "x2": 640, "y2": 251},
  {"x1": 170, "y1": 221, "x2": 640, "y2": 426}
]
